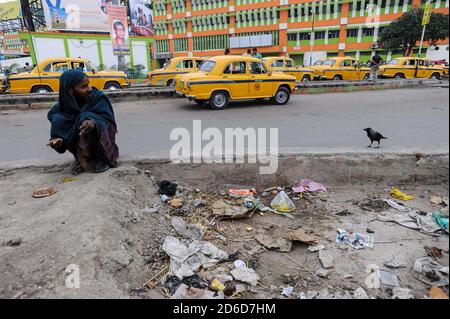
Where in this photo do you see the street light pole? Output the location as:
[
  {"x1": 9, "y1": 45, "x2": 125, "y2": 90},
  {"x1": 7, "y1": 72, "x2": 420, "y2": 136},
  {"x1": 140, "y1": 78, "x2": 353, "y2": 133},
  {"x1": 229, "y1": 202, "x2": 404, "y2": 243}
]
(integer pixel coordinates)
[{"x1": 418, "y1": 0, "x2": 432, "y2": 59}]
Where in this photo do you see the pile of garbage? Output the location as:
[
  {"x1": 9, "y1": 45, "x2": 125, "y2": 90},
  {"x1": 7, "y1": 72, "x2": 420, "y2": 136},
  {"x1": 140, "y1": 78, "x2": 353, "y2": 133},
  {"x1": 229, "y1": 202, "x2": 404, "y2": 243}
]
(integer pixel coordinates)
[{"x1": 141, "y1": 178, "x2": 448, "y2": 299}]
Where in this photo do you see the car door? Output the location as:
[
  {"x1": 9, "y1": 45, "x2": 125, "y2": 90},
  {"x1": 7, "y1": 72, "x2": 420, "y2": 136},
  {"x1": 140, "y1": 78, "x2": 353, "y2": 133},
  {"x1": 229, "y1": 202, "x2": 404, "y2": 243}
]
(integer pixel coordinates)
[
  {"x1": 249, "y1": 61, "x2": 273, "y2": 98},
  {"x1": 339, "y1": 59, "x2": 355, "y2": 80},
  {"x1": 284, "y1": 58, "x2": 300, "y2": 81},
  {"x1": 416, "y1": 59, "x2": 430, "y2": 78},
  {"x1": 223, "y1": 61, "x2": 249, "y2": 99},
  {"x1": 403, "y1": 59, "x2": 417, "y2": 78}
]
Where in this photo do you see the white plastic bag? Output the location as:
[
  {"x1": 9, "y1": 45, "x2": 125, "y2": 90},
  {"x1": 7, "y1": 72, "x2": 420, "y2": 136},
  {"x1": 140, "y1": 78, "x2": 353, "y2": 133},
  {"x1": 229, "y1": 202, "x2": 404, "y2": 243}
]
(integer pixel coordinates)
[{"x1": 271, "y1": 191, "x2": 296, "y2": 213}]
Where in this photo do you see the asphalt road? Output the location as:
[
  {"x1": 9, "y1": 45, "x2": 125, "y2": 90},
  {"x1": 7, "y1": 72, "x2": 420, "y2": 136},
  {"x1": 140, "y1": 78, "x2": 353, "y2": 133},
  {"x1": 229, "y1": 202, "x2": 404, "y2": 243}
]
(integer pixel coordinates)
[{"x1": 0, "y1": 87, "x2": 448, "y2": 166}]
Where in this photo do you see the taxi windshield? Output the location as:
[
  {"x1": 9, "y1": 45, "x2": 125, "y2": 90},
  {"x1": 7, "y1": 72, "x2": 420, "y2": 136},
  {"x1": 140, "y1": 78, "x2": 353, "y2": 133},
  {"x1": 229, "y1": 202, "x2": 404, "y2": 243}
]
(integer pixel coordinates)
[
  {"x1": 198, "y1": 61, "x2": 216, "y2": 73},
  {"x1": 314, "y1": 61, "x2": 324, "y2": 66},
  {"x1": 322, "y1": 59, "x2": 336, "y2": 66},
  {"x1": 386, "y1": 59, "x2": 399, "y2": 65}
]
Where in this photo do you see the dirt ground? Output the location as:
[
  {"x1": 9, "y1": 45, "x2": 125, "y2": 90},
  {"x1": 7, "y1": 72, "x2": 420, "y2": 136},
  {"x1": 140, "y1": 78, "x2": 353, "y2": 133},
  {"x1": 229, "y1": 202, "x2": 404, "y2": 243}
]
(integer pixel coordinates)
[{"x1": 0, "y1": 162, "x2": 448, "y2": 299}]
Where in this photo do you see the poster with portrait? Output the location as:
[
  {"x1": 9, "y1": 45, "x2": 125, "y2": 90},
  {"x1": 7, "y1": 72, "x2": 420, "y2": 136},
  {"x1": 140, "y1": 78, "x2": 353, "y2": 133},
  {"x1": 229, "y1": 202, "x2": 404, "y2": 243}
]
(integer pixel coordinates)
[
  {"x1": 129, "y1": 0, "x2": 154, "y2": 36},
  {"x1": 108, "y1": 5, "x2": 131, "y2": 56}
]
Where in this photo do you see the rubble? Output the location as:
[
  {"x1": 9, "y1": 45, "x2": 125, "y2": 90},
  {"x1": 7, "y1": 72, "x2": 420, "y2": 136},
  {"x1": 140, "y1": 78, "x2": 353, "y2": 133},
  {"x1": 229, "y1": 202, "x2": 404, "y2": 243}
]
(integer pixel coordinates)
[
  {"x1": 392, "y1": 287, "x2": 414, "y2": 299},
  {"x1": 231, "y1": 266, "x2": 260, "y2": 286},
  {"x1": 319, "y1": 250, "x2": 334, "y2": 269}
]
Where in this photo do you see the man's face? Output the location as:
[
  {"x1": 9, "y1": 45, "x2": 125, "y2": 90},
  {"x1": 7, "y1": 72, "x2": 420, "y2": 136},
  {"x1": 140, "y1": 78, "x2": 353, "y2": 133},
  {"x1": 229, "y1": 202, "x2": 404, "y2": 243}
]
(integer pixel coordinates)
[
  {"x1": 115, "y1": 24, "x2": 125, "y2": 39},
  {"x1": 73, "y1": 77, "x2": 93, "y2": 104}
]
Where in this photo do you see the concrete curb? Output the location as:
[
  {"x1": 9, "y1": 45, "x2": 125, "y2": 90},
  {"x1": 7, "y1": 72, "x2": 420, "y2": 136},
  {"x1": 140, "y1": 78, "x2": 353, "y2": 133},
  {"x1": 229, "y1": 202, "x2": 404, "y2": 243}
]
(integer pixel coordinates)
[
  {"x1": 0, "y1": 79, "x2": 446, "y2": 111},
  {"x1": 1, "y1": 152, "x2": 448, "y2": 186}
]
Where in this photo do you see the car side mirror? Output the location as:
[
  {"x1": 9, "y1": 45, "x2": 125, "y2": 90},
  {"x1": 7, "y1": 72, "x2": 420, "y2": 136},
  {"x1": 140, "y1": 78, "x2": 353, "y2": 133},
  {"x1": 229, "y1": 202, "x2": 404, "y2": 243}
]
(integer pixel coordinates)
[
  {"x1": 92, "y1": 69, "x2": 97, "y2": 74},
  {"x1": 268, "y1": 70, "x2": 273, "y2": 76}
]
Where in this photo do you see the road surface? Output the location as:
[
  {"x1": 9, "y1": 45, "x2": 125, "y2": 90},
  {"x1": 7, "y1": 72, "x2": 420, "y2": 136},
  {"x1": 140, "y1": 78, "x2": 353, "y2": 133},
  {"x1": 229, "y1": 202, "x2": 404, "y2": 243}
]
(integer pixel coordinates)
[{"x1": 0, "y1": 87, "x2": 448, "y2": 166}]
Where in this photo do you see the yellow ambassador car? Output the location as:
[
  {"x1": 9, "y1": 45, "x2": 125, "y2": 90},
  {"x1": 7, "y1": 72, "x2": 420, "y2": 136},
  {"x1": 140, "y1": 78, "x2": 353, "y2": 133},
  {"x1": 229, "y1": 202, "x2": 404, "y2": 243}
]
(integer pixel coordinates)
[
  {"x1": 262, "y1": 56, "x2": 315, "y2": 82},
  {"x1": 0, "y1": 75, "x2": 6, "y2": 94},
  {"x1": 310, "y1": 57, "x2": 371, "y2": 81},
  {"x1": 175, "y1": 55, "x2": 297, "y2": 110},
  {"x1": 7, "y1": 57, "x2": 129, "y2": 94},
  {"x1": 148, "y1": 57, "x2": 205, "y2": 86},
  {"x1": 379, "y1": 57, "x2": 445, "y2": 79}
]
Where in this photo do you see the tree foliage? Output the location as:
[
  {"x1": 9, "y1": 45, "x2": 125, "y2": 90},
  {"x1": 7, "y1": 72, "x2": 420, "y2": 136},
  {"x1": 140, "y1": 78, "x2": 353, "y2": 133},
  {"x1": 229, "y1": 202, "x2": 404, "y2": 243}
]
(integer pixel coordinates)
[{"x1": 379, "y1": 8, "x2": 449, "y2": 56}]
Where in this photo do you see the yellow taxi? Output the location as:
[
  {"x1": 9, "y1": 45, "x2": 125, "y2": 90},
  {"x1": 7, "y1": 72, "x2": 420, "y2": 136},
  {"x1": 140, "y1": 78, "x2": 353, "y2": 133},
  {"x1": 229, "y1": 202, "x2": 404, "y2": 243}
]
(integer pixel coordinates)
[
  {"x1": 379, "y1": 57, "x2": 444, "y2": 79},
  {"x1": 148, "y1": 57, "x2": 205, "y2": 86},
  {"x1": 0, "y1": 75, "x2": 6, "y2": 94},
  {"x1": 7, "y1": 57, "x2": 129, "y2": 94},
  {"x1": 262, "y1": 56, "x2": 315, "y2": 82},
  {"x1": 310, "y1": 57, "x2": 371, "y2": 81},
  {"x1": 175, "y1": 55, "x2": 297, "y2": 110}
]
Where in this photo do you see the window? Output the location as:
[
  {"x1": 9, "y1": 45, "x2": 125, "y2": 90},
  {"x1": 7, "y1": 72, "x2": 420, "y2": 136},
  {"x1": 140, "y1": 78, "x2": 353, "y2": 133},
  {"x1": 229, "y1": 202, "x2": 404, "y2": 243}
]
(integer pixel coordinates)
[
  {"x1": 315, "y1": 31, "x2": 326, "y2": 40},
  {"x1": 347, "y1": 29, "x2": 358, "y2": 37},
  {"x1": 271, "y1": 60, "x2": 284, "y2": 67},
  {"x1": 340, "y1": 60, "x2": 352, "y2": 67},
  {"x1": 199, "y1": 61, "x2": 216, "y2": 72},
  {"x1": 287, "y1": 33, "x2": 297, "y2": 42},
  {"x1": 387, "y1": 59, "x2": 399, "y2": 65},
  {"x1": 176, "y1": 60, "x2": 194, "y2": 69},
  {"x1": 404, "y1": 59, "x2": 416, "y2": 66},
  {"x1": 250, "y1": 62, "x2": 266, "y2": 74},
  {"x1": 299, "y1": 32, "x2": 310, "y2": 41},
  {"x1": 362, "y1": 28, "x2": 374, "y2": 37},
  {"x1": 224, "y1": 62, "x2": 247, "y2": 74},
  {"x1": 43, "y1": 63, "x2": 52, "y2": 72},
  {"x1": 53, "y1": 62, "x2": 69, "y2": 73},
  {"x1": 323, "y1": 59, "x2": 336, "y2": 66},
  {"x1": 328, "y1": 30, "x2": 340, "y2": 39},
  {"x1": 286, "y1": 59, "x2": 294, "y2": 68}
]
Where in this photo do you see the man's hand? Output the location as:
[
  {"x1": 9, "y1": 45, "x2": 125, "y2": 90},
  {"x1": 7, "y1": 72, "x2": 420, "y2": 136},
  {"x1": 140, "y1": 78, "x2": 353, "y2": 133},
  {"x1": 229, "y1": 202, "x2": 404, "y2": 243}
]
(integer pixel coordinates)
[
  {"x1": 47, "y1": 138, "x2": 63, "y2": 149},
  {"x1": 79, "y1": 120, "x2": 95, "y2": 136}
]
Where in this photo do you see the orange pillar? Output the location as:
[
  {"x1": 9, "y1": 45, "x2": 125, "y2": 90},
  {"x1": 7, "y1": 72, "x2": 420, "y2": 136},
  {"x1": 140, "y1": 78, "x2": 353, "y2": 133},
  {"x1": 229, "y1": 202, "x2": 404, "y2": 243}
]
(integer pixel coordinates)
[
  {"x1": 167, "y1": 2, "x2": 174, "y2": 54},
  {"x1": 280, "y1": 5, "x2": 289, "y2": 57},
  {"x1": 338, "y1": 2, "x2": 349, "y2": 57},
  {"x1": 186, "y1": 1, "x2": 194, "y2": 53}
]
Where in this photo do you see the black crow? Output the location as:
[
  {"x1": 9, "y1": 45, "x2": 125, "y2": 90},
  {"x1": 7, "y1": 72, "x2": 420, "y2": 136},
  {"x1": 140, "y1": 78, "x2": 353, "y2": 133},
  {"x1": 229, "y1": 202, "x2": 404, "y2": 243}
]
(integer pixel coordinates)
[{"x1": 363, "y1": 128, "x2": 388, "y2": 148}]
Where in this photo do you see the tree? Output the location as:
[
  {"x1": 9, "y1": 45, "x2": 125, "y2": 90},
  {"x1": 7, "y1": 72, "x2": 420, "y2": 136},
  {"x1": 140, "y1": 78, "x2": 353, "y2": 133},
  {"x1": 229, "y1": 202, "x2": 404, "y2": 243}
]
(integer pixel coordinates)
[{"x1": 379, "y1": 8, "x2": 449, "y2": 57}]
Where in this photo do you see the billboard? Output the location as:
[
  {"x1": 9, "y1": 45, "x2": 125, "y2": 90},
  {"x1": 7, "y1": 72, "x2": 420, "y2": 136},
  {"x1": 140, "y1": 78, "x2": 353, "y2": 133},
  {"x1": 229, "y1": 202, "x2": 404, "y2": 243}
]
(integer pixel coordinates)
[
  {"x1": 42, "y1": 0, "x2": 119, "y2": 32},
  {"x1": 0, "y1": 0, "x2": 22, "y2": 21},
  {"x1": 129, "y1": 0, "x2": 154, "y2": 36},
  {"x1": 108, "y1": 5, "x2": 130, "y2": 56}
]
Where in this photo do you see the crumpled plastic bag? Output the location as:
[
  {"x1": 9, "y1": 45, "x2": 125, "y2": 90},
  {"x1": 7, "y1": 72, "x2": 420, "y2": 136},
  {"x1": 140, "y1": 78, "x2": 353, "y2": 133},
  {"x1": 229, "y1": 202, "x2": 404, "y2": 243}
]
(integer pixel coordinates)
[
  {"x1": 292, "y1": 179, "x2": 327, "y2": 193},
  {"x1": 271, "y1": 191, "x2": 296, "y2": 213},
  {"x1": 390, "y1": 188, "x2": 414, "y2": 201},
  {"x1": 433, "y1": 211, "x2": 449, "y2": 231},
  {"x1": 413, "y1": 257, "x2": 449, "y2": 287}
]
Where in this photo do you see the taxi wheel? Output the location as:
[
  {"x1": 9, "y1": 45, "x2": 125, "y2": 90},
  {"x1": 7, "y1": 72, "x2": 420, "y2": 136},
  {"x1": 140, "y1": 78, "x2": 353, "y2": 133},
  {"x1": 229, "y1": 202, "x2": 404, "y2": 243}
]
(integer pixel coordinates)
[
  {"x1": 105, "y1": 82, "x2": 121, "y2": 91},
  {"x1": 271, "y1": 87, "x2": 291, "y2": 105},
  {"x1": 363, "y1": 74, "x2": 370, "y2": 81},
  {"x1": 167, "y1": 79, "x2": 175, "y2": 87},
  {"x1": 32, "y1": 86, "x2": 52, "y2": 94},
  {"x1": 209, "y1": 91, "x2": 229, "y2": 110},
  {"x1": 301, "y1": 75, "x2": 311, "y2": 82},
  {"x1": 394, "y1": 73, "x2": 405, "y2": 79},
  {"x1": 333, "y1": 75, "x2": 343, "y2": 81},
  {"x1": 430, "y1": 73, "x2": 441, "y2": 80}
]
